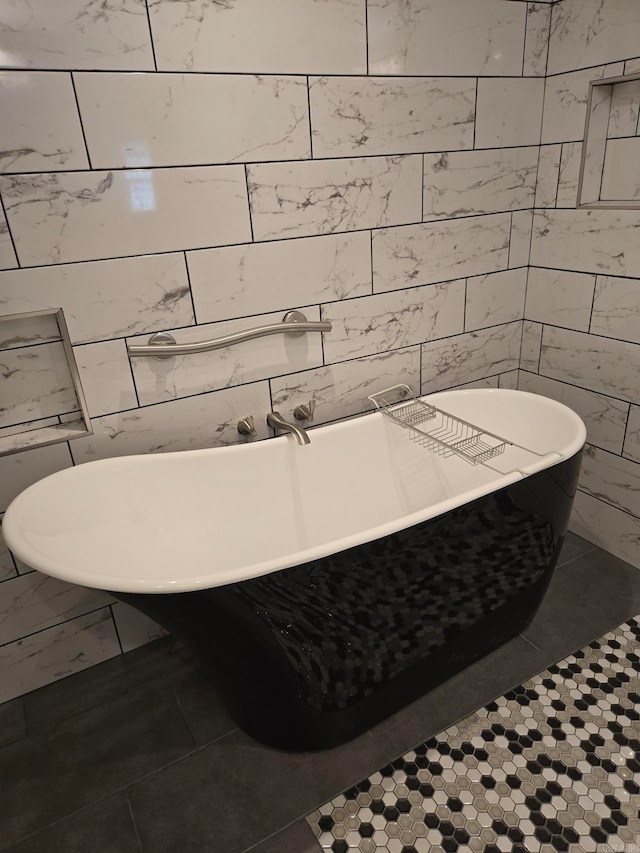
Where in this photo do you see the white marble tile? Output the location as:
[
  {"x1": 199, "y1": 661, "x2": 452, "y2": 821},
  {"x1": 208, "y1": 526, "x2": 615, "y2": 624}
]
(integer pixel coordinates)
[
  {"x1": 0, "y1": 205, "x2": 17, "y2": 270},
  {"x1": 623, "y1": 406, "x2": 640, "y2": 463},
  {"x1": 534, "y1": 145, "x2": 561, "y2": 208},
  {"x1": 0, "y1": 312, "x2": 60, "y2": 350},
  {"x1": 0, "y1": 72, "x2": 88, "y2": 174},
  {"x1": 128, "y1": 307, "x2": 324, "y2": 406},
  {"x1": 524, "y1": 267, "x2": 596, "y2": 332},
  {"x1": 570, "y1": 490, "x2": 640, "y2": 570},
  {"x1": 423, "y1": 147, "x2": 538, "y2": 221},
  {"x1": 187, "y1": 232, "x2": 371, "y2": 325},
  {"x1": 0, "y1": 517, "x2": 17, "y2": 581},
  {"x1": 591, "y1": 275, "x2": 640, "y2": 344},
  {"x1": 74, "y1": 73, "x2": 310, "y2": 169},
  {"x1": 0, "y1": 608, "x2": 121, "y2": 704},
  {"x1": 322, "y1": 280, "x2": 464, "y2": 364},
  {"x1": 111, "y1": 602, "x2": 166, "y2": 653},
  {"x1": 509, "y1": 210, "x2": 534, "y2": 269},
  {"x1": 0, "y1": 571, "x2": 112, "y2": 646},
  {"x1": 1, "y1": 167, "x2": 251, "y2": 266},
  {"x1": 498, "y1": 370, "x2": 518, "y2": 390},
  {"x1": 475, "y1": 79, "x2": 544, "y2": 148},
  {"x1": 148, "y1": 0, "x2": 366, "y2": 74},
  {"x1": 309, "y1": 76, "x2": 475, "y2": 159},
  {"x1": 531, "y1": 209, "x2": 640, "y2": 279},
  {"x1": 579, "y1": 444, "x2": 640, "y2": 520},
  {"x1": 556, "y1": 142, "x2": 582, "y2": 207},
  {"x1": 542, "y1": 65, "x2": 624, "y2": 145},
  {"x1": 367, "y1": 0, "x2": 526, "y2": 76},
  {"x1": 624, "y1": 57, "x2": 640, "y2": 75},
  {"x1": 420, "y1": 321, "x2": 521, "y2": 394},
  {"x1": 465, "y1": 268, "x2": 526, "y2": 332},
  {"x1": 70, "y1": 382, "x2": 272, "y2": 463},
  {"x1": 0, "y1": 0, "x2": 153, "y2": 71},
  {"x1": 0, "y1": 341, "x2": 79, "y2": 429},
  {"x1": 524, "y1": 3, "x2": 551, "y2": 77},
  {"x1": 74, "y1": 340, "x2": 138, "y2": 418},
  {"x1": 539, "y1": 325, "x2": 640, "y2": 404},
  {"x1": 548, "y1": 0, "x2": 640, "y2": 76},
  {"x1": 518, "y1": 372, "x2": 629, "y2": 455},
  {"x1": 0, "y1": 441, "x2": 72, "y2": 513},
  {"x1": 607, "y1": 79, "x2": 640, "y2": 138},
  {"x1": 373, "y1": 213, "x2": 511, "y2": 293},
  {"x1": 601, "y1": 137, "x2": 640, "y2": 201},
  {"x1": 0, "y1": 254, "x2": 193, "y2": 345},
  {"x1": 270, "y1": 347, "x2": 420, "y2": 427},
  {"x1": 247, "y1": 156, "x2": 421, "y2": 242},
  {"x1": 520, "y1": 320, "x2": 542, "y2": 372}
]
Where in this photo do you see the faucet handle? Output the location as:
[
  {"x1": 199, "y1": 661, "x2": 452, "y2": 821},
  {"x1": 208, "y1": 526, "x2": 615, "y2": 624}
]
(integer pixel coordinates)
[
  {"x1": 237, "y1": 415, "x2": 257, "y2": 437},
  {"x1": 293, "y1": 400, "x2": 315, "y2": 422}
]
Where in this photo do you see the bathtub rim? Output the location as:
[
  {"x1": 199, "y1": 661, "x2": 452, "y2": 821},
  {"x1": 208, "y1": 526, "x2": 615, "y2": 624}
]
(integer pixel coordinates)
[{"x1": 3, "y1": 389, "x2": 587, "y2": 594}]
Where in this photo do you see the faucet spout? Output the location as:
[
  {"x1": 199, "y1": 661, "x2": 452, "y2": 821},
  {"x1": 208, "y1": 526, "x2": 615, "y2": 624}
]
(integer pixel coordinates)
[{"x1": 266, "y1": 412, "x2": 311, "y2": 446}]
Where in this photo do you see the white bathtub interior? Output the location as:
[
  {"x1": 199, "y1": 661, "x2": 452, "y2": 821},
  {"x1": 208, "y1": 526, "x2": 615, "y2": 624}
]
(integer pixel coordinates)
[{"x1": 3, "y1": 389, "x2": 586, "y2": 594}]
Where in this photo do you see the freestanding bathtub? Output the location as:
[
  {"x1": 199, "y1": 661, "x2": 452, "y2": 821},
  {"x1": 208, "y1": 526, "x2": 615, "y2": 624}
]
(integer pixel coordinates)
[{"x1": 4, "y1": 388, "x2": 585, "y2": 750}]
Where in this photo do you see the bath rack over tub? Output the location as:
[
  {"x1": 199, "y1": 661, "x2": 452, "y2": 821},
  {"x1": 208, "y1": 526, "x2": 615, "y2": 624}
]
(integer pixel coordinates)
[{"x1": 369, "y1": 384, "x2": 549, "y2": 470}]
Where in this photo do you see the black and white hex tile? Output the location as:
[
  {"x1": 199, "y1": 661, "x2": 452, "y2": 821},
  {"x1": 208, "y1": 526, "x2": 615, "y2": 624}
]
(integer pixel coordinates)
[{"x1": 307, "y1": 617, "x2": 640, "y2": 852}]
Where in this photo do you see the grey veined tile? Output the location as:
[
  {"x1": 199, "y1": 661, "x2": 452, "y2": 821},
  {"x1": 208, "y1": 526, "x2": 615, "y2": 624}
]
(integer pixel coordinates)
[
  {"x1": 74, "y1": 72, "x2": 310, "y2": 168},
  {"x1": 423, "y1": 147, "x2": 537, "y2": 221},
  {"x1": 421, "y1": 322, "x2": 521, "y2": 394},
  {"x1": 518, "y1": 373, "x2": 629, "y2": 455},
  {"x1": 148, "y1": 0, "x2": 366, "y2": 74},
  {"x1": 539, "y1": 326, "x2": 640, "y2": 404},
  {"x1": 524, "y1": 267, "x2": 596, "y2": 332},
  {"x1": 591, "y1": 275, "x2": 640, "y2": 344},
  {"x1": 247, "y1": 155, "x2": 422, "y2": 242},
  {"x1": 0, "y1": 205, "x2": 17, "y2": 270},
  {"x1": 1, "y1": 167, "x2": 251, "y2": 266},
  {"x1": 0, "y1": 72, "x2": 89, "y2": 174},
  {"x1": 373, "y1": 213, "x2": 510, "y2": 293},
  {"x1": 0, "y1": 0, "x2": 154, "y2": 70},
  {"x1": 367, "y1": 0, "x2": 527, "y2": 77},
  {"x1": 310, "y1": 76, "x2": 475, "y2": 159}
]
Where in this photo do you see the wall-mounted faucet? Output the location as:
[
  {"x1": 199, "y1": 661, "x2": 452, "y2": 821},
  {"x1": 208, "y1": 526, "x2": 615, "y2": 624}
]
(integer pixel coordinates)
[{"x1": 266, "y1": 412, "x2": 310, "y2": 446}]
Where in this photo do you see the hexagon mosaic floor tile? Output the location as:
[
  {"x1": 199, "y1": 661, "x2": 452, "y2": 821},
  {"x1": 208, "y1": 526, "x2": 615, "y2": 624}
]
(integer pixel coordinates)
[{"x1": 307, "y1": 617, "x2": 640, "y2": 853}]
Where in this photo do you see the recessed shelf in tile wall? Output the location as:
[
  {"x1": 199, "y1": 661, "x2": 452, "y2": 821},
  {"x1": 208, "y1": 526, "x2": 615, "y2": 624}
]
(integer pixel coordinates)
[
  {"x1": 0, "y1": 309, "x2": 92, "y2": 457},
  {"x1": 578, "y1": 71, "x2": 640, "y2": 209}
]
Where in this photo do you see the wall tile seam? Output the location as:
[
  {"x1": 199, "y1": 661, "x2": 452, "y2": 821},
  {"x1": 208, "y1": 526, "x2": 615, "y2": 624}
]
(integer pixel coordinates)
[
  {"x1": 1, "y1": 68, "x2": 548, "y2": 79},
  {"x1": 528, "y1": 262, "x2": 640, "y2": 285},
  {"x1": 0, "y1": 602, "x2": 115, "y2": 649},
  {"x1": 532, "y1": 321, "x2": 640, "y2": 352},
  {"x1": 0, "y1": 143, "x2": 549, "y2": 176},
  {"x1": 545, "y1": 56, "x2": 640, "y2": 80},
  {"x1": 0, "y1": 212, "x2": 536, "y2": 274}
]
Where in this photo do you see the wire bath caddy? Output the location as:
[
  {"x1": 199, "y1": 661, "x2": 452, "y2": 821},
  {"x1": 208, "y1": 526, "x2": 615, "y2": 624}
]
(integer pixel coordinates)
[{"x1": 368, "y1": 384, "x2": 512, "y2": 467}]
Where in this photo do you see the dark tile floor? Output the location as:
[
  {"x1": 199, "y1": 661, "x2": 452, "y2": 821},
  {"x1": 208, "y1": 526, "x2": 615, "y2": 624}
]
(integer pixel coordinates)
[{"x1": 2, "y1": 533, "x2": 640, "y2": 853}]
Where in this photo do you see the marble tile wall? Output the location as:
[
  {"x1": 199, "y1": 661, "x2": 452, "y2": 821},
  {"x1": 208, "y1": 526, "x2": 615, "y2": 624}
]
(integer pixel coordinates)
[
  {"x1": 0, "y1": 0, "x2": 546, "y2": 701},
  {"x1": 526, "y1": 0, "x2": 640, "y2": 567}
]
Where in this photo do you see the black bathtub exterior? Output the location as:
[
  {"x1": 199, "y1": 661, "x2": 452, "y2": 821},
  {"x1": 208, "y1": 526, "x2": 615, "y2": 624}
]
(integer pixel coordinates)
[{"x1": 115, "y1": 449, "x2": 583, "y2": 751}]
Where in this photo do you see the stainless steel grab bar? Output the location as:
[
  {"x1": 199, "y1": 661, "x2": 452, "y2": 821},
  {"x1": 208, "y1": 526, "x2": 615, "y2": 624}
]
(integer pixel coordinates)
[{"x1": 127, "y1": 311, "x2": 332, "y2": 359}]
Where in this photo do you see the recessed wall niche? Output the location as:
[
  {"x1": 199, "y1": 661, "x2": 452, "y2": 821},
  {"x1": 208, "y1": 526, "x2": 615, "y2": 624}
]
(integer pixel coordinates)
[
  {"x1": 0, "y1": 309, "x2": 92, "y2": 456},
  {"x1": 577, "y1": 71, "x2": 640, "y2": 208}
]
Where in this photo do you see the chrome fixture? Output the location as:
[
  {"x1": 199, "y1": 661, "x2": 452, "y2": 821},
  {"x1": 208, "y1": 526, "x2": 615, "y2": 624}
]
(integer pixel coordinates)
[
  {"x1": 237, "y1": 416, "x2": 257, "y2": 437},
  {"x1": 128, "y1": 311, "x2": 332, "y2": 360},
  {"x1": 266, "y1": 412, "x2": 311, "y2": 446},
  {"x1": 293, "y1": 400, "x2": 315, "y2": 422}
]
